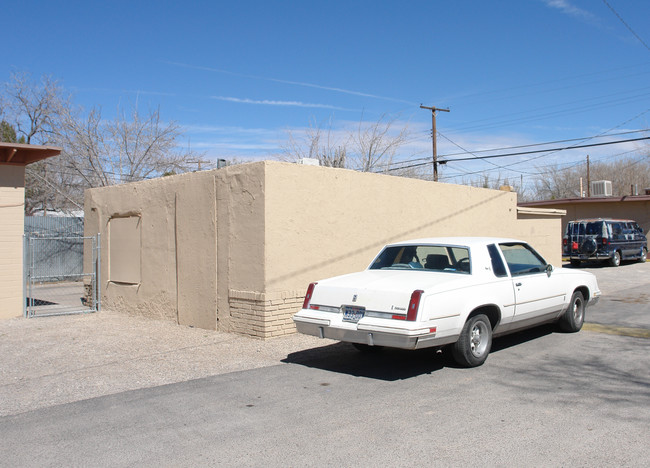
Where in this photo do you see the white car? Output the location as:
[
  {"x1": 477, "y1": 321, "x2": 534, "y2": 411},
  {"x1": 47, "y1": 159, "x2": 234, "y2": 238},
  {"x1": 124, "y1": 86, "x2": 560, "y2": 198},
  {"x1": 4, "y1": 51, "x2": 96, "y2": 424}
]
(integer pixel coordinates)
[{"x1": 293, "y1": 237, "x2": 601, "y2": 367}]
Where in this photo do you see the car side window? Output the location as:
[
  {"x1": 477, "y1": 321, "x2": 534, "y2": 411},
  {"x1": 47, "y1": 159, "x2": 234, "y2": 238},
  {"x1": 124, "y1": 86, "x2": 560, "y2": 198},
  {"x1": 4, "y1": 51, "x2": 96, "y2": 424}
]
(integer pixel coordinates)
[
  {"x1": 498, "y1": 243, "x2": 547, "y2": 277},
  {"x1": 487, "y1": 244, "x2": 508, "y2": 277},
  {"x1": 612, "y1": 222, "x2": 624, "y2": 240}
]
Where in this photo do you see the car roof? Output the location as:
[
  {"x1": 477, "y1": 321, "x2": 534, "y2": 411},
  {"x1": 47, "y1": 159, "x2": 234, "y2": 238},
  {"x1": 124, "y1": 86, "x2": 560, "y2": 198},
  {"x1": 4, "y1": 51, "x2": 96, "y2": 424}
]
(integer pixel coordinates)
[{"x1": 387, "y1": 237, "x2": 525, "y2": 248}]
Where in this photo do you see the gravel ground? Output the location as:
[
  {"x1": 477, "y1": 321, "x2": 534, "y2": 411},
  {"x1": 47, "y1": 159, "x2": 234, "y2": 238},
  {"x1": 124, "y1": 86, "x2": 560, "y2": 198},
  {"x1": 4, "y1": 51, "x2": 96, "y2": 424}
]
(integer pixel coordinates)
[
  {"x1": 0, "y1": 311, "x2": 335, "y2": 417},
  {"x1": 1, "y1": 260, "x2": 647, "y2": 417}
]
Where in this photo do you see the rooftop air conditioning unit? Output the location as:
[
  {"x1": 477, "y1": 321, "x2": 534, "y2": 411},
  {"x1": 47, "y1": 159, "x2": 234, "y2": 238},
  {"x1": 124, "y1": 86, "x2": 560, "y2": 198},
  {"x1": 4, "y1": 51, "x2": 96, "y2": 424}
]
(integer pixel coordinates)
[
  {"x1": 590, "y1": 180, "x2": 612, "y2": 197},
  {"x1": 297, "y1": 158, "x2": 320, "y2": 166}
]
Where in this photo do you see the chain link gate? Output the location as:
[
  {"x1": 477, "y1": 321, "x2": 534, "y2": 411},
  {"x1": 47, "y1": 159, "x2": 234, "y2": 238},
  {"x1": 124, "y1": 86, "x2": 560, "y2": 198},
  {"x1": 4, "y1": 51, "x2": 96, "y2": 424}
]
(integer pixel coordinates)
[{"x1": 24, "y1": 234, "x2": 101, "y2": 317}]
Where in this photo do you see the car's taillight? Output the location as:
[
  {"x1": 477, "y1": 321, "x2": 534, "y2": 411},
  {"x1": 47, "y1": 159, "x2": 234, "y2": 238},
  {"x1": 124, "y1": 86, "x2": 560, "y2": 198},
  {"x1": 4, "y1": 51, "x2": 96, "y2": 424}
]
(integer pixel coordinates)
[
  {"x1": 602, "y1": 237, "x2": 609, "y2": 245},
  {"x1": 562, "y1": 238, "x2": 567, "y2": 246},
  {"x1": 407, "y1": 290, "x2": 424, "y2": 321},
  {"x1": 302, "y1": 282, "x2": 317, "y2": 309}
]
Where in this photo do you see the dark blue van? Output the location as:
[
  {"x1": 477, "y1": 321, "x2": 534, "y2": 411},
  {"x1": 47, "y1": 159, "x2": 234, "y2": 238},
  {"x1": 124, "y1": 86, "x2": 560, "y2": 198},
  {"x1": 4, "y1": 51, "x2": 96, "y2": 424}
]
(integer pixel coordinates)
[{"x1": 563, "y1": 218, "x2": 647, "y2": 267}]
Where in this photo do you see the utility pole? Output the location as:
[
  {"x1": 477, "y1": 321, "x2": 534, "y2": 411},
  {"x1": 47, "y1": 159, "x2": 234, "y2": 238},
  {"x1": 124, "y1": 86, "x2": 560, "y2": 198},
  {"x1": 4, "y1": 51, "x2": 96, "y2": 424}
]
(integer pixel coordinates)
[
  {"x1": 586, "y1": 155, "x2": 590, "y2": 197},
  {"x1": 420, "y1": 105, "x2": 450, "y2": 181}
]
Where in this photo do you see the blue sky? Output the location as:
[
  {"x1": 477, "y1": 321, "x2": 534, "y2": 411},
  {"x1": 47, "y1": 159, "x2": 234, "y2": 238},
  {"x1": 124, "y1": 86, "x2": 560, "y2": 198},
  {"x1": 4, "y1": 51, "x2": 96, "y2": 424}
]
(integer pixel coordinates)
[{"x1": 3, "y1": 0, "x2": 650, "y2": 187}]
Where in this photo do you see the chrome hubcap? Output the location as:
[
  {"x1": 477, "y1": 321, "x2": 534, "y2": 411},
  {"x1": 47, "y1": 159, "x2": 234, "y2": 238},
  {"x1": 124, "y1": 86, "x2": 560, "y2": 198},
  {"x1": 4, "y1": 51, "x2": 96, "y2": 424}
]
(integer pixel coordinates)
[
  {"x1": 573, "y1": 298, "x2": 583, "y2": 322},
  {"x1": 470, "y1": 322, "x2": 488, "y2": 357}
]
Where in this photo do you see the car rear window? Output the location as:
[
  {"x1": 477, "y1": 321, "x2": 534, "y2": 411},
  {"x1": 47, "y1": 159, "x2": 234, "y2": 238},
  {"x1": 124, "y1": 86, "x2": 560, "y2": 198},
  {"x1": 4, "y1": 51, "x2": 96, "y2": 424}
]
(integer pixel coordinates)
[{"x1": 369, "y1": 245, "x2": 471, "y2": 274}]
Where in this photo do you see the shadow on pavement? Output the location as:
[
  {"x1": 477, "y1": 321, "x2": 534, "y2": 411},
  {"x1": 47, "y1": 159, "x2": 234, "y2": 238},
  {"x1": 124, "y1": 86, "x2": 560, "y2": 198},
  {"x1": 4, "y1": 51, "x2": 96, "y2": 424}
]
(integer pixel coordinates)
[{"x1": 283, "y1": 324, "x2": 555, "y2": 381}]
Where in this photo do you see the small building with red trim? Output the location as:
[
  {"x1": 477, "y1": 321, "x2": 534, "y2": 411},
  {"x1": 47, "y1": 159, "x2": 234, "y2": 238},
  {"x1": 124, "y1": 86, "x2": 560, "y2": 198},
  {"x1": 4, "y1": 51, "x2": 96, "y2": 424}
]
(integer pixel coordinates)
[
  {"x1": 519, "y1": 194, "x2": 650, "y2": 237},
  {"x1": 0, "y1": 142, "x2": 61, "y2": 319}
]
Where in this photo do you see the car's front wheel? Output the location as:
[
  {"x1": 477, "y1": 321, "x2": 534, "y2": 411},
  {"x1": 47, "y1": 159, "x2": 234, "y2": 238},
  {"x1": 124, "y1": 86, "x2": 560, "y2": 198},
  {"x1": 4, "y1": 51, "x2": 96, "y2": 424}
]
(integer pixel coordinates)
[
  {"x1": 558, "y1": 291, "x2": 585, "y2": 332},
  {"x1": 452, "y1": 314, "x2": 492, "y2": 367}
]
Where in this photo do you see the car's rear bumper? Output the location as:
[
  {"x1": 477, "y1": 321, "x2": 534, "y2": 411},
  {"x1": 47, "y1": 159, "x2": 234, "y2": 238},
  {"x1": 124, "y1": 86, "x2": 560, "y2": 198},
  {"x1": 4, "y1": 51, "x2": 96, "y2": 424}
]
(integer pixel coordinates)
[{"x1": 293, "y1": 311, "x2": 457, "y2": 350}]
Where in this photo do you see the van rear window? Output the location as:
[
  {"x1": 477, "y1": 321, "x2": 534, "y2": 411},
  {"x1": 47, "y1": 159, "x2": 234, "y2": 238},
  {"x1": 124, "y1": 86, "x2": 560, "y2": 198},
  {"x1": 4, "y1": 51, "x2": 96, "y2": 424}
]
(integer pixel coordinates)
[{"x1": 585, "y1": 222, "x2": 603, "y2": 236}]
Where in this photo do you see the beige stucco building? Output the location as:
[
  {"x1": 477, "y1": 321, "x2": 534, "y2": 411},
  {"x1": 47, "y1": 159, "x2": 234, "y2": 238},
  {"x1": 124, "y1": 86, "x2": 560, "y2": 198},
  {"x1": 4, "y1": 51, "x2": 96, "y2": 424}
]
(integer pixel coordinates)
[
  {"x1": 85, "y1": 160, "x2": 565, "y2": 338},
  {"x1": 0, "y1": 143, "x2": 61, "y2": 320}
]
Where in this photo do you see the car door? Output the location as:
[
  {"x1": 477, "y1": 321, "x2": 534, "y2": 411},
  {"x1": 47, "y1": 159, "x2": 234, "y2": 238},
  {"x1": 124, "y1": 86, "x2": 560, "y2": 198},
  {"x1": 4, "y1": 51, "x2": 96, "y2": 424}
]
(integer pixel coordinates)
[{"x1": 498, "y1": 242, "x2": 566, "y2": 326}]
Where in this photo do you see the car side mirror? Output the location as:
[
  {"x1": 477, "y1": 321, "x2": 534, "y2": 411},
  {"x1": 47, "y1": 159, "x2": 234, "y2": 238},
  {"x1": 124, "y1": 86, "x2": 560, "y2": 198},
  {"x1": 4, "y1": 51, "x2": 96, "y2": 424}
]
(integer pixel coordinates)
[{"x1": 546, "y1": 264, "x2": 554, "y2": 277}]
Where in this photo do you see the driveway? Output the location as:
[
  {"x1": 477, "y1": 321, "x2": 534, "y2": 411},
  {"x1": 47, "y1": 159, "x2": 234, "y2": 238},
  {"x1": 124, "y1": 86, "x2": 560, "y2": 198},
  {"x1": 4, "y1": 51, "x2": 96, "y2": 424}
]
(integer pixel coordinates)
[
  {"x1": 1, "y1": 261, "x2": 648, "y2": 418},
  {"x1": 1, "y1": 262, "x2": 649, "y2": 466}
]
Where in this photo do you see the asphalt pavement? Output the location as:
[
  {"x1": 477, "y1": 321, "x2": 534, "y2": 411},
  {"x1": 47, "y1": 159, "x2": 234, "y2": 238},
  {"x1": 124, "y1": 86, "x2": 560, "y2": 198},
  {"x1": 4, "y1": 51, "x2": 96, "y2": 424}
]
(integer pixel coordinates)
[{"x1": 0, "y1": 260, "x2": 648, "y2": 466}]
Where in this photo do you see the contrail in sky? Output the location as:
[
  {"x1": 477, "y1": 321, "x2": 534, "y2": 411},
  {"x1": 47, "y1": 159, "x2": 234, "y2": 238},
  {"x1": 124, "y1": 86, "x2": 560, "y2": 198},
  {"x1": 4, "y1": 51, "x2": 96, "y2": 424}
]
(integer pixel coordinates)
[
  {"x1": 211, "y1": 95, "x2": 355, "y2": 110},
  {"x1": 164, "y1": 60, "x2": 416, "y2": 106}
]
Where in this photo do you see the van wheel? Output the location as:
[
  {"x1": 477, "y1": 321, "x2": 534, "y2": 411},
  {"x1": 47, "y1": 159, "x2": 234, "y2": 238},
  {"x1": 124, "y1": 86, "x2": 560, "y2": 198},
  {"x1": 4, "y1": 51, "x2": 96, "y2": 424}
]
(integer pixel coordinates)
[
  {"x1": 639, "y1": 247, "x2": 647, "y2": 263},
  {"x1": 452, "y1": 314, "x2": 492, "y2": 367},
  {"x1": 609, "y1": 251, "x2": 621, "y2": 267},
  {"x1": 558, "y1": 291, "x2": 585, "y2": 332}
]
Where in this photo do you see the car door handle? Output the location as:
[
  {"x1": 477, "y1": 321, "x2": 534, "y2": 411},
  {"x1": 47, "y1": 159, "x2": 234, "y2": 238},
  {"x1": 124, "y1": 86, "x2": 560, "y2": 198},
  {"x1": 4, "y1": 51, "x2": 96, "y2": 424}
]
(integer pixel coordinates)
[{"x1": 515, "y1": 282, "x2": 522, "y2": 287}]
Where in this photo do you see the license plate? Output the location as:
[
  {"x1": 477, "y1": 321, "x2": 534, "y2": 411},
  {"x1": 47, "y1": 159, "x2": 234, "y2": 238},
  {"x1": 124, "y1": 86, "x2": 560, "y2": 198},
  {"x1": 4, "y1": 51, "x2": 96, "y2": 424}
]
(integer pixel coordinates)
[{"x1": 342, "y1": 306, "x2": 365, "y2": 323}]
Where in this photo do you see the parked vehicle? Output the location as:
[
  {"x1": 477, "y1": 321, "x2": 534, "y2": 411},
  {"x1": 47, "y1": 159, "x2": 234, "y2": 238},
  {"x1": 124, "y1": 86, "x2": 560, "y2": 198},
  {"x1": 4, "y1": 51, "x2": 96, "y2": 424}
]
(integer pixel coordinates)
[
  {"x1": 563, "y1": 218, "x2": 647, "y2": 267},
  {"x1": 293, "y1": 237, "x2": 601, "y2": 367}
]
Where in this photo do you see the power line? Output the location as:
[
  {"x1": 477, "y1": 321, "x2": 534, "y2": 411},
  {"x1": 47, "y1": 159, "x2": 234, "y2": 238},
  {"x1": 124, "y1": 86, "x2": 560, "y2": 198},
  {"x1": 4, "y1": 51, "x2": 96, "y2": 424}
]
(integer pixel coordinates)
[
  {"x1": 375, "y1": 128, "x2": 650, "y2": 172},
  {"x1": 439, "y1": 128, "x2": 650, "y2": 158},
  {"x1": 446, "y1": 136, "x2": 650, "y2": 162},
  {"x1": 380, "y1": 136, "x2": 650, "y2": 173},
  {"x1": 603, "y1": 0, "x2": 650, "y2": 53}
]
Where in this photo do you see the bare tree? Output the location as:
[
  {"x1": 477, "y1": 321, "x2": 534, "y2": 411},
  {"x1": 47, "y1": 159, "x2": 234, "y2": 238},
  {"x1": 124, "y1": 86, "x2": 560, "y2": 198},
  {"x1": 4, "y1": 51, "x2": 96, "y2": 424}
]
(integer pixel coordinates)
[
  {"x1": 349, "y1": 113, "x2": 410, "y2": 172},
  {"x1": 54, "y1": 103, "x2": 197, "y2": 190},
  {"x1": 281, "y1": 118, "x2": 347, "y2": 168},
  {"x1": 2, "y1": 71, "x2": 203, "y2": 212},
  {"x1": 460, "y1": 173, "x2": 528, "y2": 199},
  {"x1": 2, "y1": 71, "x2": 68, "y2": 144},
  {"x1": 589, "y1": 156, "x2": 650, "y2": 196},
  {"x1": 532, "y1": 155, "x2": 650, "y2": 200},
  {"x1": 280, "y1": 113, "x2": 410, "y2": 172}
]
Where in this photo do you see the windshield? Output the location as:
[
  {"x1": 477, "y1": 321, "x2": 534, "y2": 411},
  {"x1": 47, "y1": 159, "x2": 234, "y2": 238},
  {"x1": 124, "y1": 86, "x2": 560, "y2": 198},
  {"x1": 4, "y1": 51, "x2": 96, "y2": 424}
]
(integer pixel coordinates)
[{"x1": 369, "y1": 244, "x2": 471, "y2": 274}]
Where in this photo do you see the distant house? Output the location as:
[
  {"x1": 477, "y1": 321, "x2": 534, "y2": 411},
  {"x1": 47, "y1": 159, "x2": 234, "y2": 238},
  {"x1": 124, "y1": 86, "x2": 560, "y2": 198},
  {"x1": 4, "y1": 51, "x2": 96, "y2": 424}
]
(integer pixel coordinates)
[{"x1": 519, "y1": 194, "x2": 650, "y2": 236}]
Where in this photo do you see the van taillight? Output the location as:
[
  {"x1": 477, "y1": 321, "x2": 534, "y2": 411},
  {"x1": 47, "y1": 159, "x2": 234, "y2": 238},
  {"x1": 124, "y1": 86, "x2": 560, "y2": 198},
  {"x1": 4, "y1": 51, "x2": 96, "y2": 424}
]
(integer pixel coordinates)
[
  {"x1": 407, "y1": 290, "x2": 424, "y2": 321},
  {"x1": 303, "y1": 282, "x2": 317, "y2": 309},
  {"x1": 602, "y1": 238, "x2": 609, "y2": 245},
  {"x1": 563, "y1": 238, "x2": 567, "y2": 246}
]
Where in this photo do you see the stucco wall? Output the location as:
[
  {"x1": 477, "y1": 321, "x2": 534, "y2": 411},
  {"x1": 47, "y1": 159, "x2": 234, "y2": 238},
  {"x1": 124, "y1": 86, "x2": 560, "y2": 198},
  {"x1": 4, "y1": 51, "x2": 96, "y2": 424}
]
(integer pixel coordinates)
[
  {"x1": 85, "y1": 170, "x2": 218, "y2": 329},
  {"x1": 214, "y1": 163, "x2": 266, "y2": 334},
  {"x1": 85, "y1": 160, "x2": 563, "y2": 338},
  {"x1": 0, "y1": 166, "x2": 25, "y2": 319},
  {"x1": 263, "y1": 161, "x2": 521, "y2": 294}
]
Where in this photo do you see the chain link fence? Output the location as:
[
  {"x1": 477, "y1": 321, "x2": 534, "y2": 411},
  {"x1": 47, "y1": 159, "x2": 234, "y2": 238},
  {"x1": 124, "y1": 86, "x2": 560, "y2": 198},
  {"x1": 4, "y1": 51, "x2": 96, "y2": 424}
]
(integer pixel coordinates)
[{"x1": 24, "y1": 217, "x2": 100, "y2": 317}]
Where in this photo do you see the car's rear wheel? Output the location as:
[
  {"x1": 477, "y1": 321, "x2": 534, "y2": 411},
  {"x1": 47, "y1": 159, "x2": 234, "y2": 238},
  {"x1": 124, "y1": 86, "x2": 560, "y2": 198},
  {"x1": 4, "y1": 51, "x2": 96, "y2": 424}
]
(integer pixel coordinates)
[
  {"x1": 639, "y1": 247, "x2": 647, "y2": 263},
  {"x1": 609, "y1": 251, "x2": 621, "y2": 267},
  {"x1": 452, "y1": 314, "x2": 492, "y2": 367},
  {"x1": 558, "y1": 291, "x2": 585, "y2": 333}
]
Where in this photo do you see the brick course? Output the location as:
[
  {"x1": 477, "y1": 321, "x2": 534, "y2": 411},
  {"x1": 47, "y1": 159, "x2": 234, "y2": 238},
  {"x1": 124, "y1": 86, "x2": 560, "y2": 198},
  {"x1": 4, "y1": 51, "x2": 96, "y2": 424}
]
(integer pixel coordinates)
[{"x1": 228, "y1": 289, "x2": 303, "y2": 339}]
